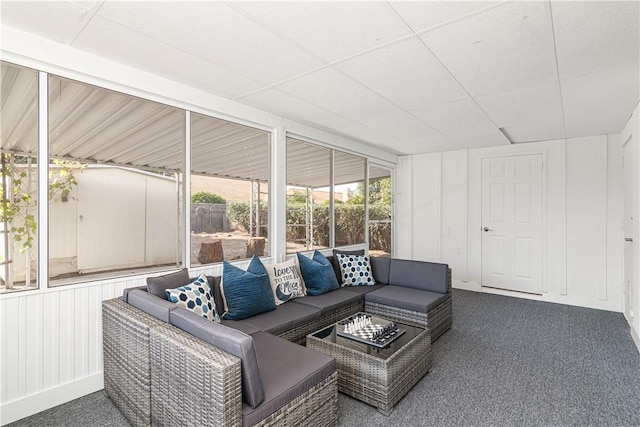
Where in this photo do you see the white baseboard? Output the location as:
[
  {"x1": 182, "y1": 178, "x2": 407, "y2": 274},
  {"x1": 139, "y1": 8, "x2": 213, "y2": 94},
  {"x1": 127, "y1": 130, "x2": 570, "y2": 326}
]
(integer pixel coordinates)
[
  {"x1": 452, "y1": 280, "x2": 621, "y2": 312},
  {"x1": 0, "y1": 372, "x2": 103, "y2": 425},
  {"x1": 452, "y1": 279, "x2": 481, "y2": 292},
  {"x1": 630, "y1": 324, "x2": 640, "y2": 354}
]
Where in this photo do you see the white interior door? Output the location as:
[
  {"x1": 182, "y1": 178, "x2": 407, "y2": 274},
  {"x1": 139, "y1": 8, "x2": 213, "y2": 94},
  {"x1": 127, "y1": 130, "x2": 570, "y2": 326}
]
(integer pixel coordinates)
[{"x1": 481, "y1": 154, "x2": 543, "y2": 294}]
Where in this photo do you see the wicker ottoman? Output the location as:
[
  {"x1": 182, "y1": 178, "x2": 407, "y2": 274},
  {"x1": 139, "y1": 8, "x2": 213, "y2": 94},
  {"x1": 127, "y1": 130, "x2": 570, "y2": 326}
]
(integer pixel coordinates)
[{"x1": 307, "y1": 314, "x2": 431, "y2": 415}]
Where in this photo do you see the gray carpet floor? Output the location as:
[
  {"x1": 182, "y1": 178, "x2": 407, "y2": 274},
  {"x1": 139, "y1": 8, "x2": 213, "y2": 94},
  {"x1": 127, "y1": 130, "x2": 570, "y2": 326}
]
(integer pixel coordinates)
[{"x1": 8, "y1": 289, "x2": 640, "y2": 426}]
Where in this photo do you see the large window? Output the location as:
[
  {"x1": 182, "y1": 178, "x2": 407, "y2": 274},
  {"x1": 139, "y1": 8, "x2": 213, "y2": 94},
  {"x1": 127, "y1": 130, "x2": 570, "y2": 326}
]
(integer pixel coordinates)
[
  {"x1": 368, "y1": 165, "x2": 392, "y2": 257},
  {"x1": 0, "y1": 62, "x2": 38, "y2": 293},
  {"x1": 334, "y1": 151, "x2": 366, "y2": 247},
  {"x1": 48, "y1": 76, "x2": 184, "y2": 284},
  {"x1": 286, "y1": 138, "x2": 331, "y2": 253},
  {"x1": 286, "y1": 138, "x2": 370, "y2": 253},
  {"x1": 190, "y1": 113, "x2": 270, "y2": 265},
  {"x1": 0, "y1": 60, "x2": 394, "y2": 291}
]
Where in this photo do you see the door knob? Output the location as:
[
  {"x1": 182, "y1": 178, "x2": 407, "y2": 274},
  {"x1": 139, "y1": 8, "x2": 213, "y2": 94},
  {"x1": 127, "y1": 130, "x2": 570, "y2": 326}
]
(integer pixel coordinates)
[{"x1": 483, "y1": 227, "x2": 493, "y2": 232}]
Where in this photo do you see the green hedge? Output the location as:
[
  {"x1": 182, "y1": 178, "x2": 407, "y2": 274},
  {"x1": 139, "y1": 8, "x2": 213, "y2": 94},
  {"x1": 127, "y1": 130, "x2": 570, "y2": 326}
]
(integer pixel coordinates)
[
  {"x1": 228, "y1": 201, "x2": 391, "y2": 251},
  {"x1": 286, "y1": 202, "x2": 390, "y2": 251}
]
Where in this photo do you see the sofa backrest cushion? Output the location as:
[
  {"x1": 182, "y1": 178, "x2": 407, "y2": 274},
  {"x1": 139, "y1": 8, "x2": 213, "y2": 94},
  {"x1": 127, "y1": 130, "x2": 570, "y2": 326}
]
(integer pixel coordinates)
[
  {"x1": 147, "y1": 268, "x2": 190, "y2": 299},
  {"x1": 169, "y1": 308, "x2": 265, "y2": 408},
  {"x1": 389, "y1": 259, "x2": 449, "y2": 294},
  {"x1": 297, "y1": 251, "x2": 340, "y2": 296},
  {"x1": 207, "y1": 275, "x2": 225, "y2": 315},
  {"x1": 127, "y1": 289, "x2": 177, "y2": 323},
  {"x1": 370, "y1": 256, "x2": 391, "y2": 285},
  {"x1": 331, "y1": 249, "x2": 365, "y2": 284}
]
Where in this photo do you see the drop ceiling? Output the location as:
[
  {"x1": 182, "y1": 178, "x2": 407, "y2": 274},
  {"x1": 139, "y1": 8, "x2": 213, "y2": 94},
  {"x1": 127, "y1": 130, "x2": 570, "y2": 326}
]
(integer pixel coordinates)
[{"x1": 1, "y1": 1, "x2": 639, "y2": 155}]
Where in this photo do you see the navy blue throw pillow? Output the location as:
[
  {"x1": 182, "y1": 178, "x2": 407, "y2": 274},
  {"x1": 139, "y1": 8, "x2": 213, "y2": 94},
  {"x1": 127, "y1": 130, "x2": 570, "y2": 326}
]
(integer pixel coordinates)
[
  {"x1": 296, "y1": 250, "x2": 340, "y2": 296},
  {"x1": 221, "y1": 255, "x2": 276, "y2": 320}
]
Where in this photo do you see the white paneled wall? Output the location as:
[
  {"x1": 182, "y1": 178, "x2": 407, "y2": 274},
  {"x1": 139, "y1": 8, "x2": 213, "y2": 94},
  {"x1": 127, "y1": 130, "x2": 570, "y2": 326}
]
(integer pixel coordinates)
[
  {"x1": 396, "y1": 136, "x2": 624, "y2": 312},
  {"x1": 0, "y1": 261, "x2": 252, "y2": 425}
]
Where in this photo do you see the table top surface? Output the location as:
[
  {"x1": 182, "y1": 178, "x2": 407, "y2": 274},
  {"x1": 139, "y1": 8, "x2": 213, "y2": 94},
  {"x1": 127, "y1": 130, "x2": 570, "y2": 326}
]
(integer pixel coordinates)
[{"x1": 309, "y1": 312, "x2": 425, "y2": 360}]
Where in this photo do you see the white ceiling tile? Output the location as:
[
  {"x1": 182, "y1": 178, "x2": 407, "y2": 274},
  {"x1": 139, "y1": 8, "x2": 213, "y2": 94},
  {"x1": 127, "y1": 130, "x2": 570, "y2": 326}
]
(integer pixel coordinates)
[
  {"x1": 276, "y1": 68, "x2": 401, "y2": 121},
  {"x1": 229, "y1": 1, "x2": 412, "y2": 62},
  {"x1": 73, "y1": 16, "x2": 264, "y2": 98},
  {"x1": 390, "y1": 1, "x2": 501, "y2": 33},
  {"x1": 449, "y1": 127, "x2": 510, "y2": 149},
  {"x1": 502, "y1": 121, "x2": 564, "y2": 143},
  {"x1": 474, "y1": 80, "x2": 563, "y2": 127},
  {"x1": 412, "y1": 98, "x2": 508, "y2": 148},
  {"x1": 562, "y1": 64, "x2": 640, "y2": 138},
  {"x1": 336, "y1": 38, "x2": 467, "y2": 110},
  {"x1": 412, "y1": 98, "x2": 493, "y2": 132},
  {"x1": 357, "y1": 112, "x2": 464, "y2": 153},
  {"x1": 552, "y1": 1, "x2": 640, "y2": 78},
  {"x1": 96, "y1": 2, "x2": 323, "y2": 85},
  {"x1": 1, "y1": 1, "x2": 90, "y2": 44},
  {"x1": 239, "y1": 89, "x2": 350, "y2": 128},
  {"x1": 330, "y1": 121, "x2": 400, "y2": 151},
  {"x1": 421, "y1": 1, "x2": 557, "y2": 95}
]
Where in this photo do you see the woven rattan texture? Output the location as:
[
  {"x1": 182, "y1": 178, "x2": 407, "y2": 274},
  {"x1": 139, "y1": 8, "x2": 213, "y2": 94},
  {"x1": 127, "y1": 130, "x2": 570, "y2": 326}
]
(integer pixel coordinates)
[
  {"x1": 102, "y1": 298, "x2": 165, "y2": 427},
  {"x1": 150, "y1": 324, "x2": 243, "y2": 427},
  {"x1": 254, "y1": 372, "x2": 338, "y2": 427},
  {"x1": 364, "y1": 268, "x2": 453, "y2": 342},
  {"x1": 307, "y1": 325, "x2": 431, "y2": 414}
]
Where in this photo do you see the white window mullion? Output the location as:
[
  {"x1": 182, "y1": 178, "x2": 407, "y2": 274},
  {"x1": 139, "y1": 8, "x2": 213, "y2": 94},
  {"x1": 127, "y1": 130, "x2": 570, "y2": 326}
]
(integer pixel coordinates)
[
  {"x1": 37, "y1": 71, "x2": 49, "y2": 290},
  {"x1": 184, "y1": 111, "x2": 191, "y2": 268}
]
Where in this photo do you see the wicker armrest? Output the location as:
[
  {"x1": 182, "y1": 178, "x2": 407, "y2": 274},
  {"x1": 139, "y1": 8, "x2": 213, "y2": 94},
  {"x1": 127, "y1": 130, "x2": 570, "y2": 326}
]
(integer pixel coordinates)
[
  {"x1": 103, "y1": 298, "x2": 166, "y2": 427},
  {"x1": 150, "y1": 323, "x2": 243, "y2": 427}
]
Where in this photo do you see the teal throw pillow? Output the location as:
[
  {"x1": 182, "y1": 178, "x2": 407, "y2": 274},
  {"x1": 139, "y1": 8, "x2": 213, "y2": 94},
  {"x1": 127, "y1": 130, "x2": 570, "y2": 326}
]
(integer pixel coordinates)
[
  {"x1": 221, "y1": 255, "x2": 276, "y2": 320},
  {"x1": 296, "y1": 250, "x2": 340, "y2": 296}
]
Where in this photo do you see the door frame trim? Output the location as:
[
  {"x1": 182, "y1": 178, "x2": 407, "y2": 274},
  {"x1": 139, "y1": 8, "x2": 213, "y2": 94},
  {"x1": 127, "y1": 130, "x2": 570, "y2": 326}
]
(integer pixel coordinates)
[{"x1": 479, "y1": 151, "x2": 548, "y2": 295}]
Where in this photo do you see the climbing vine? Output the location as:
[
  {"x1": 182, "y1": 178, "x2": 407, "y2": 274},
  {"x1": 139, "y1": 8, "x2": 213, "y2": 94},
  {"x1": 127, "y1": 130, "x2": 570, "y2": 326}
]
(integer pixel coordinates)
[{"x1": 0, "y1": 154, "x2": 85, "y2": 254}]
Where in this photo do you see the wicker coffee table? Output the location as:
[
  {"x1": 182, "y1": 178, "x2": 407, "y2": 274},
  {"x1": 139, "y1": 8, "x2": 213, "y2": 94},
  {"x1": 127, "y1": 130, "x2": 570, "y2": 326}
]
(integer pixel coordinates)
[{"x1": 307, "y1": 312, "x2": 431, "y2": 415}]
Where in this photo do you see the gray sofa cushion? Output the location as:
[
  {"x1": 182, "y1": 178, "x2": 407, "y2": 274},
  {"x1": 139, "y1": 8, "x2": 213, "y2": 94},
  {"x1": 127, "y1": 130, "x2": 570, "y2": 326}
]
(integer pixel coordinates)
[
  {"x1": 365, "y1": 285, "x2": 447, "y2": 314},
  {"x1": 370, "y1": 256, "x2": 391, "y2": 285},
  {"x1": 169, "y1": 308, "x2": 265, "y2": 409},
  {"x1": 241, "y1": 302, "x2": 321, "y2": 334},
  {"x1": 293, "y1": 288, "x2": 363, "y2": 314},
  {"x1": 146, "y1": 268, "x2": 190, "y2": 299},
  {"x1": 389, "y1": 259, "x2": 449, "y2": 294},
  {"x1": 242, "y1": 331, "x2": 336, "y2": 427},
  {"x1": 123, "y1": 285, "x2": 146, "y2": 303},
  {"x1": 127, "y1": 289, "x2": 177, "y2": 322},
  {"x1": 330, "y1": 249, "x2": 365, "y2": 284},
  {"x1": 220, "y1": 319, "x2": 261, "y2": 335},
  {"x1": 340, "y1": 283, "x2": 387, "y2": 295},
  {"x1": 207, "y1": 275, "x2": 225, "y2": 314}
]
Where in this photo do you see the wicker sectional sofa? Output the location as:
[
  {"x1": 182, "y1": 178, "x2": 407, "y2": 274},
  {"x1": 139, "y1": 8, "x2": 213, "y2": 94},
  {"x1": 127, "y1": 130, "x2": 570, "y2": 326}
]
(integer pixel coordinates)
[{"x1": 102, "y1": 254, "x2": 452, "y2": 427}]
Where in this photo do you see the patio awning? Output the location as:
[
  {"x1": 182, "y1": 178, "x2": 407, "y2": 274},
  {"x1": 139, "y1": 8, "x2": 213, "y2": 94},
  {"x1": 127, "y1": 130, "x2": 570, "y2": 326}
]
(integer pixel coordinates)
[{"x1": 1, "y1": 62, "x2": 389, "y2": 188}]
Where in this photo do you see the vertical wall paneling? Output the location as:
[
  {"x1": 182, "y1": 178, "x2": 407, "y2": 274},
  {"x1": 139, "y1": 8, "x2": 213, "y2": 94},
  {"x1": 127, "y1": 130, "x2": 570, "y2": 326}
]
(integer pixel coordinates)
[
  {"x1": 393, "y1": 156, "x2": 413, "y2": 259},
  {"x1": 441, "y1": 151, "x2": 469, "y2": 281},
  {"x1": 24, "y1": 294, "x2": 43, "y2": 395},
  {"x1": 411, "y1": 152, "x2": 442, "y2": 262},
  {"x1": 18, "y1": 297, "x2": 27, "y2": 397},
  {"x1": 607, "y1": 136, "x2": 624, "y2": 304},
  {"x1": 1, "y1": 299, "x2": 6, "y2": 402},
  {"x1": 1, "y1": 275, "x2": 148, "y2": 424},
  {"x1": 42, "y1": 292, "x2": 58, "y2": 389},
  {"x1": 566, "y1": 137, "x2": 608, "y2": 301}
]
